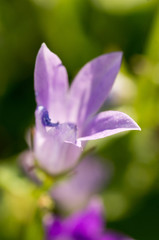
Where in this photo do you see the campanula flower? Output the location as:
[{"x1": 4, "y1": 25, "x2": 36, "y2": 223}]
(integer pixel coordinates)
[
  {"x1": 51, "y1": 156, "x2": 110, "y2": 212},
  {"x1": 34, "y1": 43, "x2": 140, "y2": 175},
  {"x1": 44, "y1": 198, "x2": 133, "y2": 240}
]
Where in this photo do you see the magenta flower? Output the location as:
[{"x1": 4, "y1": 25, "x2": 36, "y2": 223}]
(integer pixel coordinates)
[
  {"x1": 44, "y1": 198, "x2": 133, "y2": 240},
  {"x1": 34, "y1": 43, "x2": 140, "y2": 175}
]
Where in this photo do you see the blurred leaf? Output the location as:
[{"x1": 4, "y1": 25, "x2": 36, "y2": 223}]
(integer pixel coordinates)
[{"x1": 92, "y1": 0, "x2": 156, "y2": 14}]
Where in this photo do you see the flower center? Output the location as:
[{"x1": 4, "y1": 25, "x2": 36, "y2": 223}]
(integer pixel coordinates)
[
  {"x1": 41, "y1": 108, "x2": 59, "y2": 127},
  {"x1": 40, "y1": 106, "x2": 78, "y2": 144}
]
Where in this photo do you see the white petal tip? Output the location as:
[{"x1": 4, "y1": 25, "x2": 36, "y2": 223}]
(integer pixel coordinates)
[
  {"x1": 41, "y1": 42, "x2": 47, "y2": 49},
  {"x1": 136, "y1": 125, "x2": 141, "y2": 131}
]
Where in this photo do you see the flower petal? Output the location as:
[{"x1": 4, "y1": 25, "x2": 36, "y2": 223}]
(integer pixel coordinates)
[
  {"x1": 51, "y1": 157, "x2": 108, "y2": 213},
  {"x1": 35, "y1": 131, "x2": 82, "y2": 175},
  {"x1": 68, "y1": 52, "x2": 122, "y2": 127},
  {"x1": 78, "y1": 111, "x2": 141, "y2": 142},
  {"x1": 34, "y1": 107, "x2": 82, "y2": 175},
  {"x1": 34, "y1": 43, "x2": 69, "y2": 122},
  {"x1": 43, "y1": 215, "x2": 65, "y2": 239},
  {"x1": 65, "y1": 198, "x2": 104, "y2": 238}
]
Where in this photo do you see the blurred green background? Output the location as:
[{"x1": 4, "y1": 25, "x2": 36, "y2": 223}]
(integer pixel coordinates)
[{"x1": 0, "y1": 0, "x2": 159, "y2": 239}]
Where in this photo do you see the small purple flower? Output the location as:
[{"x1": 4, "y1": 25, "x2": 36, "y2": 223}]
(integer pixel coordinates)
[
  {"x1": 34, "y1": 43, "x2": 140, "y2": 175},
  {"x1": 44, "y1": 198, "x2": 133, "y2": 240}
]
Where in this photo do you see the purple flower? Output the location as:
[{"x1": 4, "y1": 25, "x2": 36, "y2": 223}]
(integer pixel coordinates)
[
  {"x1": 51, "y1": 156, "x2": 111, "y2": 212},
  {"x1": 44, "y1": 198, "x2": 133, "y2": 240},
  {"x1": 34, "y1": 43, "x2": 140, "y2": 175}
]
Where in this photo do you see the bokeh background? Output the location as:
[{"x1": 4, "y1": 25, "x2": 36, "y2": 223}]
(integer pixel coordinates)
[{"x1": 0, "y1": 0, "x2": 159, "y2": 239}]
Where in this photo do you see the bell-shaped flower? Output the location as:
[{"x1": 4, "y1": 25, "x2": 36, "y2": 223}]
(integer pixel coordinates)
[{"x1": 34, "y1": 43, "x2": 140, "y2": 175}]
